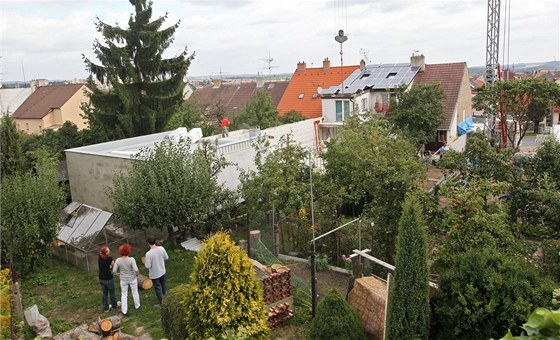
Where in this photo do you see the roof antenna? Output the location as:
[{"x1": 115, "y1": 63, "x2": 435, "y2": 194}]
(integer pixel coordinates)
[{"x1": 359, "y1": 48, "x2": 370, "y2": 64}]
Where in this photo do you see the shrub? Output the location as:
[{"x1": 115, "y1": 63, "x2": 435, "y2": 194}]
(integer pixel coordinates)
[
  {"x1": 161, "y1": 284, "x2": 189, "y2": 340},
  {"x1": 183, "y1": 232, "x2": 269, "y2": 339},
  {"x1": 0, "y1": 269, "x2": 12, "y2": 340},
  {"x1": 430, "y1": 249, "x2": 555, "y2": 339},
  {"x1": 309, "y1": 289, "x2": 366, "y2": 340}
]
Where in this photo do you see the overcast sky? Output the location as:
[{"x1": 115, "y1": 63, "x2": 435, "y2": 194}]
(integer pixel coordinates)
[{"x1": 1, "y1": 0, "x2": 558, "y2": 82}]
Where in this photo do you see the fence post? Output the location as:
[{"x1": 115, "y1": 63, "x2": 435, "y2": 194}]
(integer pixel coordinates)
[{"x1": 249, "y1": 230, "x2": 261, "y2": 259}]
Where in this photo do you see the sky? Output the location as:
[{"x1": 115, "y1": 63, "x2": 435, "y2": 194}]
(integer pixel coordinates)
[{"x1": 1, "y1": 0, "x2": 559, "y2": 82}]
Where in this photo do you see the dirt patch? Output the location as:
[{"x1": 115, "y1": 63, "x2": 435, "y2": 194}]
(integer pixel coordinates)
[
  {"x1": 422, "y1": 164, "x2": 444, "y2": 191},
  {"x1": 288, "y1": 262, "x2": 351, "y2": 299}
]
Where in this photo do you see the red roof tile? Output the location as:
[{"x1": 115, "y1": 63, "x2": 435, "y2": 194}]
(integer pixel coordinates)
[
  {"x1": 413, "y1": 63, "x2": 468, "y2": 130},
  {"x1": 278, "y1": 65, "x2": 359, "y2": 119},
  {"x1": 12, "y1": 84, "x2": 86, "y2": 119}
]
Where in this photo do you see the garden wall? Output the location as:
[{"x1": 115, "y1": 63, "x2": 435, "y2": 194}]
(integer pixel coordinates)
[{"x1": 347, "y1": 276, "x2": 387, "y2": 340}]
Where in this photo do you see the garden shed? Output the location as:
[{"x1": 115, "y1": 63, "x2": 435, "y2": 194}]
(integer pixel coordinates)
[{"x1": 53, "y1": 202, "x2": 145, "y2": 272}]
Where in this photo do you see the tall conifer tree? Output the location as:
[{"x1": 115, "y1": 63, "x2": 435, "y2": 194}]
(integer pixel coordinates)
[
  {"x1": 386, "y1": 193, "x2": 430, "y2": 340},
  {"x1": 83, "y1": 0, "x2": 194, "y2": 138}
]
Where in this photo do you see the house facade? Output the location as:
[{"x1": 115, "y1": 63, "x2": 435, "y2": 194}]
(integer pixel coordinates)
[
  {"x1": 11, "y1": 83, "x2": 90, "y2": 134},
  {"x1": 318, "y1": 54, "x2": 473, "y2": 151}
]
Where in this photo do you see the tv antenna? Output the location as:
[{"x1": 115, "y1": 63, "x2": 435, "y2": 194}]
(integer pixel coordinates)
[
  {"x1": 259, "y1": 53, "x2": 279, "y2": 81},
  {"x1": 211, "y1": 67, "x2": 230, "y2": 81},
  {"x1": 359, "y1": 48, "x2": 370, "y2": 64}
]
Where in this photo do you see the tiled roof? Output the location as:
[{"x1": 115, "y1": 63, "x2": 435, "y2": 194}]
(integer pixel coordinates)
[
  {"x1": 277, "y1": 65, "x2": 359, "y2": 119},
  {"x1": 413, "y1": 63, "x2": 468, "y2": 130},
  {"x1": 189, "y1": 81, "x2": 289, "y2": 120},
  {"x1": 12, "y1": 84, "x2": 86, "y2": 119}
]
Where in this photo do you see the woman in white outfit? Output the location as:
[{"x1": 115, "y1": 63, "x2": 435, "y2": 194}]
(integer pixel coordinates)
[{"x1": 113, "y1": 243, "x2": 140, "y2": 315}]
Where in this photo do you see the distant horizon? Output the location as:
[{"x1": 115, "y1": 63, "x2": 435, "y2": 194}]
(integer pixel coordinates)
[{"x1": 1, "y1": 60, "x2": 558, "y2": 85}]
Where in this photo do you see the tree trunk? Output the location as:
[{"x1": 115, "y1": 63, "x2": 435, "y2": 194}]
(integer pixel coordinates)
[
  {"x1": 166, "y1": 225, "x2": 177, "y2": 246},
  {"x1": 137, "y1": 274, "x2": 153, "y2": 290},
  {"x1": 99, "y1": 315, "x2": 121, "y2": 336}
]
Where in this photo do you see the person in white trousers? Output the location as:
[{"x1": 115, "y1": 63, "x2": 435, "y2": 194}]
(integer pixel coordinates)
[{"x1": 113, "y1": 243, "x2": 140, "y2": 315}]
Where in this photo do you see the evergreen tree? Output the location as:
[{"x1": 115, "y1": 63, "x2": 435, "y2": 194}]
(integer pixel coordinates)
[
  {"x1": 183, "y1": 232, "x2": 269, "y2": 339},
  {"x1": 386, "y1": 193, "x2": 430, "y2": 340},
  {"x1": 83, "y1": 0, "x2": 194, "y2": 138},
  {"x1": 0, "y1": 115, "x2": 24, "y2": 176},
  {"x1": 309, "y1": 289, "x2": 366, "y2": 340}
]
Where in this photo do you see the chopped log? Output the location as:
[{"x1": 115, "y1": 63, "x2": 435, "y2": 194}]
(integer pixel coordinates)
[
  {"x1": 100, "y1": 315, "x2": 121, "y2": 332},
  {"x1": 137, "y1": 274, "x2": 153, "y2": 290},
  {"x1": 52, "y1": 324, "x2": 99, "y2": 340},
  {"x1": 87, "y1": 321, "x2": 99, "y2": 334},
  {"x1": 100, "y1": 319, "x2": 113, "y2": 336}
]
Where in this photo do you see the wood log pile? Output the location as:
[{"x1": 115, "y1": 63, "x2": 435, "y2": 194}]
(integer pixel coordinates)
[
  {"x1": 267, "y1": 303, "x2": 293, "y2": 329},
  {"x1": 53, "y1": 315, "x2": 132, "y2": 340},
  {"x1": 260, "y1": 269, "x2": 291, "y2": 305}
]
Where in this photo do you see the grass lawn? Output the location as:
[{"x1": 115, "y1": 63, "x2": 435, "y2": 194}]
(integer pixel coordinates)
[
  {"x1": 20, "y1": 246, "x2": 313, "y2": 339},
  {"x1": 20, "y1": 246, "x2": 195, "y2": 339}
]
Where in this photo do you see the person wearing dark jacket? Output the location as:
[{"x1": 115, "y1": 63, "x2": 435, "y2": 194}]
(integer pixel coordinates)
[{"x1": 98, "y1": 246, "x2": 118, "y2": 312}]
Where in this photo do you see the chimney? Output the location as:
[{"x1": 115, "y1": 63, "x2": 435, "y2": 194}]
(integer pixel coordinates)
[
  {"x1": 30, "y1": 79, "x2": 49, "y2": 92},
  {"x1": 256, "y1": 73, "x2": 264, "y2": 88},
  {"x1": 297, "y1": 61, "x2": 307, "y2": 72},
  {"x1": 212, "y1": 79, "x2": 221, "y2": 88},
  {"x1": 360, "y1": 59, "x2": 366, "y2": 71},
  {"x1": 323, "y1": 58, "x2": 331, "y2": 72},
  {"x1": 411, "y1": 54, "x2": 426, "y2": 71}
]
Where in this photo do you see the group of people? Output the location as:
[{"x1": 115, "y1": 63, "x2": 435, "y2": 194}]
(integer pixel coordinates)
[{"x1": 97, "y1": 237, "x2": 169, "y2": 315}]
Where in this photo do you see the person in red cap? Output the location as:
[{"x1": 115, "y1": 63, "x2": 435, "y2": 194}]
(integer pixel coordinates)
[{"x1": 221, "y1": 118, "x2": 230, "y2": 137}]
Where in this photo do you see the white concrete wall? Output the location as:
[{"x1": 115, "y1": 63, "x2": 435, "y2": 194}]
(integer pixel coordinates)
[{"x1": 66, "y1": 152, "x2": 132, "y2": 211}]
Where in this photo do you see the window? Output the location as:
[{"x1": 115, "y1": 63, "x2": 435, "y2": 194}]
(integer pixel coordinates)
[
  {"x1": 361, "y1": 98, "x2": 368, "y2": 111},
  {"x1": 336, "y1": 100, "x2": 351, "y2": 122},
  {"x1": 386, "y1": 72, "x2": 397, "y2": 79},
  {"x1": 381, "y1": 93, "x2": 389, "y2": 103},
  {"x1": 336, "y1": 101, "x2": 343, "y2": 121},
  {"x1": 360, "y1": 73, "x2": 371, "y2": 79},
  {"x1": 298, "y1": 93, "x2": 304, "y2": 99}
]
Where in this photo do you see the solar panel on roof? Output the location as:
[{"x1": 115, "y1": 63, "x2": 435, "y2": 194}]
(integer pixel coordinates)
[{"x1": 323, "y1": 64, "x2": 420, "y2": 95}]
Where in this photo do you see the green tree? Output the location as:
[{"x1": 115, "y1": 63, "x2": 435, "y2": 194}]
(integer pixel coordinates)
[
  {"x1": 386, "y1": 193, "x2": 430, "y2": 340},
  {"x1": 430, "y1": 249, "x2": 555, "y2": 339},
  {"x1": 108, "y1": 140, "x2": 236, "y2": 245},
  {"x1": 0, "y1": 157, "x2": 65, "y2": 279},
  {"x1": 473, "y1": 78, "x2": 560, "y2": 149},
  {"x1": 389, "y1": 82, "x2": 446, "y2": 148},
  {"x1": 232, "y1": 90, "x2": 280, "y2": 129},
  {"x1": 322, "y1": 117, "x2": 424, "y2": 263},
  {"x1": 83, "y1": 0, "x2": 194, "y2": 138},
  {"x1": 0, "y1": 115, "x2": 24, "y2": 176},
  {"x1": 183, "y1": 232, "x2": 269, "y2": 339},
  {"x1": 280, "y1": 110, "x2": 305, "y2": 124},
  {"x1": 309, "y1": 289, "x2": 365, "y2": 340},
  {"x1": 435, "y1": 177, "x2": 521, "y2": 267},
  {"x1": 165, "y1": 100, "x2": 211, "y2": 134},
  {"x1": 439, "y1": 132, "x2": 516, "y2": 183}
]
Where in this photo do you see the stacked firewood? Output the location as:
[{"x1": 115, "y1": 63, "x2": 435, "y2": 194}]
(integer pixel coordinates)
[
  {"x1": 260, "y1": 270, "x2": 291, "y2": 305},
  {"x1": 53, "y1": 316, "x2": 127, "y2": 340},
  {"x1": 267, "y1": 303, "x2": 293, "y2": 329}
]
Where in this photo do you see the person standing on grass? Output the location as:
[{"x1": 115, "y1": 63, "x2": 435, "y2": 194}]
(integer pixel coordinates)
[
  {"x1": 113, "y1": 244, "x2": 140, "y2": 315},
  {"x1": 98, "y1": 246, "x2": 119, "y2": 312},
  {"x1": 145, "y1": 236, "x2": 169, "y2": 307}
]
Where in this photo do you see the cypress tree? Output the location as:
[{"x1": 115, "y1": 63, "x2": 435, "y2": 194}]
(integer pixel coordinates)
[
  {"x1": 386, "y1": 193, "x2": 430, "y2": 340},
  {"x1": 0, "y1": 115, "x2": 24, "y2": 176},
  {"x1": 83, "y1": 0, "x2": 194, "y2": 138}
]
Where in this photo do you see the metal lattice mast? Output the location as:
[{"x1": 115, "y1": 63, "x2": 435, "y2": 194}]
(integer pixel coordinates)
[{"x1": 485, "y1": 0, "x2": 501, "y2": 86}]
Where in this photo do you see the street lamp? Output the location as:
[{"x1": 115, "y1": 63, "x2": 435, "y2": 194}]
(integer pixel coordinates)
[{"x1": 335, "y1": 29, "x2": 348, "y2": 95}]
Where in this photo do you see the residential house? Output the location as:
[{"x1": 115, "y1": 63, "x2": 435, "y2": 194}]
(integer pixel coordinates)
[
  {"x1": 0, "y1": 79, "x2": 48, "y2": 116},
  {"x1": 12, "y1": 83, "x2": 90, "y2": 134},
  {"x1": 319, "y1": 54, "x2": 473, "y2": 151},
  {"x1": 188, "y1": 78, "x2": 289, "y2": 123},
  {"x1": 277, "y1": 58, "x2": 359, "y2": 119}
]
